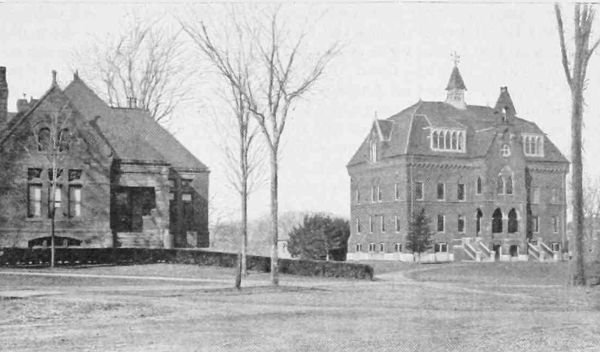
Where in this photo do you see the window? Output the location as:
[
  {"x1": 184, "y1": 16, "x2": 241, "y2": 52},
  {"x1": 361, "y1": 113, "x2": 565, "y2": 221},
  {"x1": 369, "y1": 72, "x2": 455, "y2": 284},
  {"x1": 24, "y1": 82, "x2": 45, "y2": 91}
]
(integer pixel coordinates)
[
  {"x1": 371, "y1": 186, "x2": 376, "y2": 203},
  {"x1": 368, "y1": 243, "x2": 376, "y2": 252},
  {"x1": 551, "y1": 242, "x2": 560, "y2": 252},
  {"x1": 380, "y1": 215, "x2": 386, "y2": 232},
  {"x1": 182, "y1": 193, "x2": 192, "y2": 202},
  {"x1": 355, "y1": 187, "x2": 360, "y2": 204},
  {"x1": 551, "y1": 189, "x2": 560, "y2": 203},
  {"x1": 378, "y1": 186, "x2": 382, "y2": 202},
  {"x1": 430, "y1": 129, "x2": 466, "y2": 152},
  {"x1": 355, "y1": 243, "x2": 363, "y2": 252},
  {"x1": 532, "y1": 215, "x2": 539, "y2": 233},
  {"x1": 48, "y1": 168, "x2": 63, "y2": 181},
  {"x1": 415, "y1": 182, "x2": 424, "y2": 200},
  {"x1": 496, "y1": 175, "x2": 504, "y2": 194},
  {"x1": 492, "y1": 208, "x2": 503, "y2": 233},
  {"x1": 68, "y1": 169, "x2": 82, "y2": 181},
  {"x1": 356, "y1": 218, "x2": 361, "y2": 233},
  {"x1": 47, "y1": 185, "x2": 62, "y2": 218},
  {"x1": 508, "y1": 209, "x2": 518, "y2": 233},
  {"x1": 532, "y1": 187, "x2": 540, "y2": 204},
  {"x1": 522, "y1": 134, "x2": 544, "y2": 156},
  {"x1": 28, "y1": 168, "x2": 42, "y2": 180},
  {"x1": 58, "y1": 128, "x2": 70, "y2": 152},
  {"x1": 379, "y1": 243, "x2": 385, "y2": 252},
  {"x1": 437, "y1": 214, "x2": 445, "y2": 232},
  {"x1": 68, "y1": 185, "x2": 82, "y2": 217},
  {"x1": 394, "y1": 183, "x2": 400, "y2": 200},
  {"x1": 369, "y1": 216, "x2": 373, "y2": 233},
  {"x1": 437, "y1": 183, "x2": 445, "y2": 200},
  {"x1": 27, "y1": 184, "x2": 42, "y2": 218},
  {"x1": 457, "y1": 183, "x2": 465, "y2": 201},
  {"x1": 457, "y1": 215, "x2": 465, "y2": 233},
  {"x1": 501, "y1": 144, "x2": 511, "y2": 157},
  {"x1": 552, "y1": 216, "x2": 559, "y2": 233},
  {"x1": 370, "y1": 142, "x2": 377, "y2": 162},
  {"x1": 395, "y1": 215, "x2": 400, "y2": 232},
  {"x1": 434, "y1": 242, "x2": 448, "y2": 252},
  {"x1": 476, "y1": 177, "x2": 482, "y2": 195},
  {"x1": 506, "y1": 176, "x2": 513, "y2": 195},
  {"x1": 394, "y1": 243, "x2": 402, "y2": 252},
  {"x1": 37, "y1": 127, "x2": 51, "y2": 151}
]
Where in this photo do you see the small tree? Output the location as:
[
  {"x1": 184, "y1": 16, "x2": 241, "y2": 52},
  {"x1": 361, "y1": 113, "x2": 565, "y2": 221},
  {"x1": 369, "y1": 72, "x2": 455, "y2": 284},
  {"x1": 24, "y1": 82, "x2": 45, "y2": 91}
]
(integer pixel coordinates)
[
  {"x1": 406, "y1": 208, "x2": 433, "y2": 262},
  {"x1": 287, "y1": 214, "x2": 349, "y2": 261}
]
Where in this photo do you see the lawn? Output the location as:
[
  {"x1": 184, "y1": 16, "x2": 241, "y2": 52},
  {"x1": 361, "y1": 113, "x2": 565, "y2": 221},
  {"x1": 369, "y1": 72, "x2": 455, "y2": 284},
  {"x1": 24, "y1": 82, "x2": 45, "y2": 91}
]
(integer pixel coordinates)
[{"x1": 1, "y1": 262, "x2": 599, "y2": 352}]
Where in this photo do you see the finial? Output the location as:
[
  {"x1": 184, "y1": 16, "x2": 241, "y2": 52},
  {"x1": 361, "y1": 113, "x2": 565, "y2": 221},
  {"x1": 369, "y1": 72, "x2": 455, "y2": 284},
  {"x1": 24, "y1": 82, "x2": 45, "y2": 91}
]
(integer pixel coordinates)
[
  {"x1": 451, "y1": 51, "x2": 461, "y2": 67},
  {"x1": 74, "y1": 69, "x2": 79, "y2": 80},
  {"x1": 51, "y1": 70, "x2": 57, "y2": 87}
]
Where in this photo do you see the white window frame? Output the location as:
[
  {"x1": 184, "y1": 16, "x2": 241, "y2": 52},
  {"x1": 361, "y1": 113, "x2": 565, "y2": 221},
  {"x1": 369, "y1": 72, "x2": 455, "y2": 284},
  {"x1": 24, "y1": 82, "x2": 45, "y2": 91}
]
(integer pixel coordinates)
[
  {"x1": 371, "y1": 186, "x2": 376, "y2": 203},
  {"x1": 394, "y1": 243, "x2": 402, "y2": 252},
  {"x1": 501, "y1": 144, "x2": 511, "y2": 157},
  {"x1": 437, "y1": 214, "x2": 445, "y2": 233},
  {"x1": 552, "y1": 216, "x2": 559, "y2": 233},
  {"x1": 380, "y1": 215, "x2": 385, "y2": 232},
  {"x1": 457, "y1": 215, "x2": 465, "y2": 233},
  {"x1": 437, "y1": 183, "x2": 445, "y2": 201},
  {"x1": 532, "y1": 215, "x2": 539, "y2": 233},
  {"x1": 370, "y1": 141, "x2": 378, "y2": 162},
  {"x1": 551, "y1": 242, "x2": 560, "y2": 252},
  {"x1": 369, "y1": 216, "x2": 373, "y2": 233},
  {"x1": 356, "y1": 243, "x2": 363, "y2": 252},
  {"x1": 368, "y1": 243, "x2": 376, "y2": 252},
  {"x1": 379, "y1": 242, "x2": 385, "y2": 252},
  {"x1": 356, "y1": 218, "x2": 361, "y2": 233},
  {"x1": 522, "y1": 134, "x2": 544, "y2": 157},
  {"x1": 430, "y1": 128, "x2": 466, "y2": 152},
  {"x1": 457, "y1": 183, "x2": 465, "y2": 201},
  {"x1": 378, "y1": 186, "x2": 382, "y2": 202},
  {"x1": 394, "y1": 183, "x2": 400, "y2": 201},
  {"x1": 415, "y1": 182, "x2": 424, "y2": 201}
]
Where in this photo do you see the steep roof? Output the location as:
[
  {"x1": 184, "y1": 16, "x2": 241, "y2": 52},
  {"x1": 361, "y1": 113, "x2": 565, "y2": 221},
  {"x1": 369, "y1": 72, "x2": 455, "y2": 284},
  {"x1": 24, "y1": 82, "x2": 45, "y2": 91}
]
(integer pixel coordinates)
[
  {"x1": 348, "y1": 100, "x2": 568, "y2": 167},
  {"x1": 61, "y1": 76, "x2": 208, "y2": 171},
  {"x1": 445, "y1": 66, "x2": 467, "y2": 91}
]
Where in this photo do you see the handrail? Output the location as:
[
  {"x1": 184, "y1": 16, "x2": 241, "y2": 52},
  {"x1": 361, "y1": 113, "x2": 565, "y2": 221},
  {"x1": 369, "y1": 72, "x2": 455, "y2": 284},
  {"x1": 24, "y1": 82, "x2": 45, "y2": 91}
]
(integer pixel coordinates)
[
  {"x1": 479, "y1": 242, "x2": 491, "y2": 256},
  {"x1": 528, "y1": 243, "x2": 539, "y2": 259},
  {"x1": 539, "y1": 241, "x2": 553, "y2": 255},
  {"x1": 464, "y1": 243, "x2": 477, "y2": 260}
]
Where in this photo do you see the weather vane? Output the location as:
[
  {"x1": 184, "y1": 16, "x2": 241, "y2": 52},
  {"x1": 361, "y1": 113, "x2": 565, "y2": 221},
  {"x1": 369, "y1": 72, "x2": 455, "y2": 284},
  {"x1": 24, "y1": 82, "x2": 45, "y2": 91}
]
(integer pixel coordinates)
[{"x1": 451, "y1": 51, "x2": 461, "y2": 66}]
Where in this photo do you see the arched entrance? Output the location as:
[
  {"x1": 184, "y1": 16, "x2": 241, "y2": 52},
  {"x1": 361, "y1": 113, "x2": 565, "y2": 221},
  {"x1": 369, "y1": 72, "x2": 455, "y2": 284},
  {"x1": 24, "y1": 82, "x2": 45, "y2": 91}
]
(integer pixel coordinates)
[
  {"x1": 508, "y1": 209, "x2": 518, "y2": 233},
  {"x1": 492, "y1": 208, "x2": 503, "y2": 233}
]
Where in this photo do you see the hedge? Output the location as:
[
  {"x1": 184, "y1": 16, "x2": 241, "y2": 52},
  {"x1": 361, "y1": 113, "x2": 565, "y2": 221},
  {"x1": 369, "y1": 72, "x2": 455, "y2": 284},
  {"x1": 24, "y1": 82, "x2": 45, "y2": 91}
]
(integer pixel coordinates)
[{"x1": 0, "y1": 248, "x2": 373, "y2": 280}]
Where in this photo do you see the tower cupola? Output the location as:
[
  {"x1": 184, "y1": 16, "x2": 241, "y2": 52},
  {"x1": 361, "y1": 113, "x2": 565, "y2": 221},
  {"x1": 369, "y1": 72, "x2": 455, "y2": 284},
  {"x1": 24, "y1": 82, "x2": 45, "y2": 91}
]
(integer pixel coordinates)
[{"x1": 445, "y1": 53, "x2": 467, "y2": 109}]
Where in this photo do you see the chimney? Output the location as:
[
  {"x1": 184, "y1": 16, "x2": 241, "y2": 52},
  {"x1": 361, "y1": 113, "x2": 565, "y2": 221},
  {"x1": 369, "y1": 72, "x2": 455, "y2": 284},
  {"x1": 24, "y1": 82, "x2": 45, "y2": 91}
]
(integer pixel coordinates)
[
  {"x1": 17, "y1": 97, "x2": 29, "y2": 113},
  {"x1": 0, "y1": 67, "x2": 8, "y2": 131}
]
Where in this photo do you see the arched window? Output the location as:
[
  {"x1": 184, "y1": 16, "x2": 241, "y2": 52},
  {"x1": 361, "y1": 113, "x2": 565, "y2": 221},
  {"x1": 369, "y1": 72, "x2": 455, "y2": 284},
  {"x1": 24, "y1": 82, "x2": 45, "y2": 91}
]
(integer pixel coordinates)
[
  {"x1": 58, "y1": 128, "x2": 70, "y2": 152},
  {"x1": 445, "y1": 131, "x2": 451, "y2": 149},
  {"x1": 451, "y1": 131, "x2": 457, "y2": 150},
  {"x1": 438, "y1": 131, "x2": 444, "y2": 149},
  {"x1": 370, "y1": 142, "x2": 377, "y2": 162},
  {"x1": 37, "y1": 127, "x2": 51, "y2": 151},
  {"x1": 492, "y1": 208, "x2": 503, "y2": 233},
  {"x1": 508, "y1": 208, "x2": 518, "y2": 233},
  {"x1": 458, "y1": 132, "x2": 464, "y2": 151},
  {"x1": 506, "y1": 175, "x2": 513, "y2": 194},
  {"x1": 476, "y1": 208, "x2": 483, "y2": 236},
  {"x1": 432, "y1": 131, "x2": 438, "y2": 149},
  {"x1": 476, "y1": 177, "x2": 482, "y2": 194},
  {"x1": 496, "y1": 175, "x2": 504, "y2": 194}
]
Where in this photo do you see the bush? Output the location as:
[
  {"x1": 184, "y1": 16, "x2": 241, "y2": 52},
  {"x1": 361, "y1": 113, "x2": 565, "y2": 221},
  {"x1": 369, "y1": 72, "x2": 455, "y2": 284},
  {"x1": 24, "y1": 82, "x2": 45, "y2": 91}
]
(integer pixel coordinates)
[
  {"x1": 0, "y1": 247, "x2": 373, "y2": 280},
  {"x1": 585, "y1": 261, "x2": 600, "y2": 286}
]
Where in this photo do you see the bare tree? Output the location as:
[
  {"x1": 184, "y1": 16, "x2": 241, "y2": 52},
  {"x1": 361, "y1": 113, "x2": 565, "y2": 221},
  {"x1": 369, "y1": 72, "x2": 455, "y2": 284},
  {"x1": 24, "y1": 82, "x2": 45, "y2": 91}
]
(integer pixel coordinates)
[
  {"x1": 77, "y1": 18, "x2": 188, "y2": 123},
  {"x1": 183, "y1": 15, "x2": 265, "y2": 289},
  {"x1": 242, "y1": 10, "x2": 339, "y2": 286},
  {"x1": 555, "y1": 3, "x2": 600, "y2": 285}
]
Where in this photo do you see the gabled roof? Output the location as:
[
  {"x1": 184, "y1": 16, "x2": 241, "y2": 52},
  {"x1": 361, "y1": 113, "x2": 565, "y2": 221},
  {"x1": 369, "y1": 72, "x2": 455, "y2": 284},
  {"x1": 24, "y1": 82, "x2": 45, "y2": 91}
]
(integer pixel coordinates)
[
  {"x1": 348, "y1": 99, "x2": 568, "y2": 167},
  {"x1": 2, "y1": 75, "x2": 209, "y2": 172},
  {"x1": 494, "y1": 87, "x2": 517, "y2": 115},
  {"x1": 446, "y1": 66, "x2": 467, "y2": 91}
]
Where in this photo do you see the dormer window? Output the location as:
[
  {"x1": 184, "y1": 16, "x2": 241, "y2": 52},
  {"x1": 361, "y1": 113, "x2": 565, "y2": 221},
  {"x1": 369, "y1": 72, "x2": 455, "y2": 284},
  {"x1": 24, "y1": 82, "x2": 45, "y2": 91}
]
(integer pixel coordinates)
[
  {"x1": 501, "y1": 144, "x2": 511, "y2": 157},
  {"x1": 522, "y1": 134, "x2": 544, "y2": 157},
  {"x1": 370, "y1": 141, "x2": 378, "y2": 162},
  {"x1": 430, "y1": 129, "x2": 466, "y2": 152}
]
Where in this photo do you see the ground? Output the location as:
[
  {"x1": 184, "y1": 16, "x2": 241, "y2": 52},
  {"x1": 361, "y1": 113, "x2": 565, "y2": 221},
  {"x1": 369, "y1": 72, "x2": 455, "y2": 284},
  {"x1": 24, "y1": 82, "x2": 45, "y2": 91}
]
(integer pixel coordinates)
[{"x1": 1, "y1": 262, "x2": 599, "y2": 352}]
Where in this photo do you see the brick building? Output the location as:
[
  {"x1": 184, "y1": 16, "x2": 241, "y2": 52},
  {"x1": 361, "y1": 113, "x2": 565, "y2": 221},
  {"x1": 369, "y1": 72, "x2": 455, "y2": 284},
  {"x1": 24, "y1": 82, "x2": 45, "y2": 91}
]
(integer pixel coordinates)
[
  {"x1": 346, "y1": 65, "x2": 568, "y2": 262},
  {"x1": 0, "y1": 67, "x2": 209, "y2": 249}
]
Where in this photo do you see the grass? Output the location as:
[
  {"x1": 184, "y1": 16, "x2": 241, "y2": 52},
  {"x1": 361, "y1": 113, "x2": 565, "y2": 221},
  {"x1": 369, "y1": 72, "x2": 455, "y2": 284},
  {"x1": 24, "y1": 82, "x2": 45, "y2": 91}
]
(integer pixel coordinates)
[{"x1": 0, "y1": 262, "x2": 599, "y2": 352}]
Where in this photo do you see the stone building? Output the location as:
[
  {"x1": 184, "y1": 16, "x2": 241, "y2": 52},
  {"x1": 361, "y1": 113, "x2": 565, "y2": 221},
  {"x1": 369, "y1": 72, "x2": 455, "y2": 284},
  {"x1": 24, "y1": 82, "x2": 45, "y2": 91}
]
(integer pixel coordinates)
[
  {"x1": 346, "y1": 64, "x2": 568, "y2": 262},
  {"x1": 0, "y1": 67, "x2": 209, "y2": 249}
]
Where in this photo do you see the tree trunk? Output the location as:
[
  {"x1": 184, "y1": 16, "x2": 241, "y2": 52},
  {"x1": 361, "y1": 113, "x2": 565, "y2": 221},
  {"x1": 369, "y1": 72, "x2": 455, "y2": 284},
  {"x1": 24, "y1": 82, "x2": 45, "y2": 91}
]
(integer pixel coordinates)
[
  {"x1": 270, "y1": 147, "x2": 279, "y2": 286},
  {"x1": 51, "y1": 207, "x2": 55, "y2": 268},
  {"x1": 571, "y1": 86, "x2": 585, "y2": 285}
]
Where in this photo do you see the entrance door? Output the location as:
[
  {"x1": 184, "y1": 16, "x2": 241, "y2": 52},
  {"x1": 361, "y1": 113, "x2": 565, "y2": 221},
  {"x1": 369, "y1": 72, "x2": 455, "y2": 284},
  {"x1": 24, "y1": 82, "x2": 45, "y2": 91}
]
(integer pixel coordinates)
[{"x1": 493, "y1": 244, "x2": 501, "y2": 261}]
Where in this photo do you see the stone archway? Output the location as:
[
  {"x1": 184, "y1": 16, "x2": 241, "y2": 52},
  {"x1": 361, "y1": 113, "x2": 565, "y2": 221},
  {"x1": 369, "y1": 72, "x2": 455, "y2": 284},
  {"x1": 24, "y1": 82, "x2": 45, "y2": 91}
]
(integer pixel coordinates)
[
  {"x1": 492, "y1": 208, "x2": 503, "y2": 233},
  {"x1": 476, "y1": 208, "x2": 483, "y2": 236},
  {"x1": 508, "y1": 208, "x2": 518, "y2": 233}
]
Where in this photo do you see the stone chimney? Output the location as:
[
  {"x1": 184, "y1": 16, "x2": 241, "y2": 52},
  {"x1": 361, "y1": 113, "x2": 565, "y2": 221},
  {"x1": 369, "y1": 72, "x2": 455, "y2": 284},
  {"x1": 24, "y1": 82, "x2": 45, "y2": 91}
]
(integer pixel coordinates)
[{"x1": 0, "y1": 67, "x2": 7, "y2": 131}]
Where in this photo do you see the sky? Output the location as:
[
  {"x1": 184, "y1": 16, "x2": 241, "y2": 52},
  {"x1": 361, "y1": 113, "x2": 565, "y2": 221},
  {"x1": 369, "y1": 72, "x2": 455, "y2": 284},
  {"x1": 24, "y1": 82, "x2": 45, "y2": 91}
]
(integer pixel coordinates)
[{"x1": 0, "y1": 1, "x2": 599, "y2": 222}]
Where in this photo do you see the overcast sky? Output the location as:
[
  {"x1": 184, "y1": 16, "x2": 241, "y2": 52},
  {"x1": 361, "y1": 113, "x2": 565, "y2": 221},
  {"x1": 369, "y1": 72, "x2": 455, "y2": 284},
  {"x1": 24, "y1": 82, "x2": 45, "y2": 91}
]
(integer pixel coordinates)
[{"x1": 1, "y1": 1, "x2": 599, "y2": 222}]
